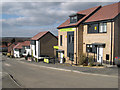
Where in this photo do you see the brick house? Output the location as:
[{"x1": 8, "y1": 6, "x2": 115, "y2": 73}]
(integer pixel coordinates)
[
  {"x1": 30, "y1": 31, "x2": 58, "y2": 60},
  {"x1": 57, "y1": 2, "x2": 120, "y2": 65},
  {"x1": 57, "y1": 5, "x2": 101, "y2": 64},
  {"x1": 83, "y1": 2, "x2": 120, "y2": 65}
]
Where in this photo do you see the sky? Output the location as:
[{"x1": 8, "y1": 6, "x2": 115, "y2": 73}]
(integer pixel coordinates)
[{"x1": 1, "y1": 1, "x2": 119, "y2": 37}]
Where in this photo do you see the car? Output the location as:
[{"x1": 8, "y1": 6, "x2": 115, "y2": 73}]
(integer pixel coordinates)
[{"x1": 114, "y1": 57, "x2": 120, "y2": 67}]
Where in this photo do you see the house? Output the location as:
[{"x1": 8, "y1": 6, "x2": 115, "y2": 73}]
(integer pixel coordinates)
[
  {"x1": 22, "y1": 41, "x2": 31, "y2": 56},
  {"x1": 83, "y1": 2, "x2": 120, "y2": 65},
  {"x1": 13, "y1": 42, "x2": 23, "y2": 58},
  {"x1": 57, "y1": 2, "x2": 120, "y2": 65},
  {"x1": 0, "y1": 44, "x2": 8, "y2": 52},
  {"x1": 57, "y1": 5, "x2": 102, "y2": 64},
  {"x1": 30, "y1": 31, "x2": 58, "y2": 60},
  {"x1": 7, "y1": 43, "x2": 17, "y2": 56}
]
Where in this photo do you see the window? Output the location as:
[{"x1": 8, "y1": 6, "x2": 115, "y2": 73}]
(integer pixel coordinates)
[
  {"x1": 60, "y1": 35, "x2": 62, "y2": 46},
  {"x1": 86, "y1": 44, "x2": 92, "y2": 53},
  {"x1": 70, "y1": 16, "x2": 77, "y2": 23},
  {"x1": 86, "y1": 44, "x2": 97, "y2": 53},
  {"x1": 26, "y1": 46, "x2": 30, "y2": 49},
  {"x1": 24, "y1": 50, "x2": 26, "y2": 54},
  {"x1": 88, "y1": 22, "x2": 107, "y2": 33},
  {"x1": 88, "y1": 24, "x2": 99, "y2": 33},
  {"x1": 19, "y1": 49, "x2": 21, "y2": 53},
  {"x1": 106, "y1": 54, "x2": 109, "y2": 60},
  {"x1": 69, "y1": 35, "x2": 74, "y2": 43},
  {"x1": 35, "y1": 41, "x2": 36, "y2": 55},
  {"x1": 99, "y1": 23, "x2": 107, "y2": 33}
]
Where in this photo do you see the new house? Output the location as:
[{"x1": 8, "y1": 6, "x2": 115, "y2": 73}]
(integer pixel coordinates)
[
  {"x1": 57, "y1": 2, "x2": 120, "y2": 65},
  {"x1": 30, "y1": 31, "x2": 58, "y2": 60},
  {"x1": 83, "y1": 2, "x2": 120, "y2": 65},
  {"x1": 57, "y1": 5, "x2": 101, "y2": 64}
]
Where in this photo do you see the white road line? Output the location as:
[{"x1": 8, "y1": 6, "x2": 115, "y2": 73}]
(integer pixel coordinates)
[
  {"x1": 4, "y1": 63, "x2": 11, "y2": 67},
  {"x1": 72, "y1": 70, "x2": 118, "y2": 78},
  {"x1": 18, "y1": 61, "x2": 118, "y2": 78}
]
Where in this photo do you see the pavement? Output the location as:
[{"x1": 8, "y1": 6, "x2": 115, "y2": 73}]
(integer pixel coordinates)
[{"x1": 2, "y1": 55, "x2": 118, "y2": 88}]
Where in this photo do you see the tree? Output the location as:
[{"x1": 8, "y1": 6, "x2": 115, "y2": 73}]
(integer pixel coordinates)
[{"x1": 11, "y1": 38, "x2": 15, "y2": 43}]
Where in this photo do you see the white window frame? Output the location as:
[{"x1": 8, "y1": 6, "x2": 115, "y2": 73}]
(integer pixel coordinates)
[{"x1": 99, "y1": 23, "x2": 107, "y2": 33}]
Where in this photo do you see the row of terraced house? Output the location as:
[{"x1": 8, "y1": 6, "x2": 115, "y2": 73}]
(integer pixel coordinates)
[{"x1": 3, "y1": 2, "x2": 120, "y2": 65}]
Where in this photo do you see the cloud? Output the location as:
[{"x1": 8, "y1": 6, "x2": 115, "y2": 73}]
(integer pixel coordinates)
[{"x1": 1, "y1": 2, "x2": 116, "y2": 37}]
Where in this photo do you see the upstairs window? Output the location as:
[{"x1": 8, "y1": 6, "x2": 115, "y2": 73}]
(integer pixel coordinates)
[
  {"x1": 69, "y1": 14, "x2": 85, "y2": 24},
  {"x1": 70, "y1": 16, "x2": 77, "y2": 23},
  {"x1": 99, "y1": 23, "x2": 107, "y2": 33},
  {"x1": 88, "y1": 22, "x2": 107, "y2": 34}
]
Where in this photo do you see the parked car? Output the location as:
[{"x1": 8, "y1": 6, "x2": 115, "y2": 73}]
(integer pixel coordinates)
[{"x1": 114, "y1": 57, "x2": 120, "y2": 67}]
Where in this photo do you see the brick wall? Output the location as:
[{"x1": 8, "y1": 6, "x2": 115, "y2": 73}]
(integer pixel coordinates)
[{"x1": 40, "y1": 32, "x2": 58, "y2": 57}]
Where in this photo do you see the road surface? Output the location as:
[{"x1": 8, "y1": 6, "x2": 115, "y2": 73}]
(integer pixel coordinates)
[{"x1": 2, "y1": 56, "x2": 118, "y2": 88}]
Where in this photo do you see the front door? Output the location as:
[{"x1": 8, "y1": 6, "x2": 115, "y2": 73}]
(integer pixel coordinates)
[{"x1": 97, "y1": 47, "x2": 103, "y2": 64}]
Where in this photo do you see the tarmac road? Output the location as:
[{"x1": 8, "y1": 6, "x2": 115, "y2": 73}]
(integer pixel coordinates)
[{"x1": 2, "y1": 57, "x2": 118, "y2": 88}]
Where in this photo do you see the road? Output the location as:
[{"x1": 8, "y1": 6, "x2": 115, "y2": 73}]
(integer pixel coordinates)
[{"x1": 2, "y1": 56, "x2": 118, "y2": 88}]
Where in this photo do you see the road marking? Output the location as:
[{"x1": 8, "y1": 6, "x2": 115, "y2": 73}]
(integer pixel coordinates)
[
  {"x1": 18, "y1": 61, "x2": 118, "y2": 78},
  {"x1": 72, "y1": 70, "x2": 118, "y2": 78},
  {"x1": 4, "y1": 63, "x2": 11, "y2": 67}
]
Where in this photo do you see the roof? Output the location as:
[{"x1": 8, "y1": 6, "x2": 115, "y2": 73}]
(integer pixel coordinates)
[
  {"x1": 22, "y1": 41, "x2": 30, "y2": 46},
  {"x1": 85, "y1": 2, "x2": 120, "y2": 23},
  {"x1": 0, "y1": 45, "x2": 7, "y2": 48},
  {"x1": 57, "y1": 6, "x2": 101, "y2": 29},
  {"x1": 8, "y1": 43, "x2": 16, "y2": 52},
  {"x1": 31, "y1": 31, "x2": 49, "y2": 40},
  {"x1": 8, "y1": 43, "x2": 12, "y2": 46},
  {"x1": 13, "y1": 42, "x2": 23, "y2": 49}
]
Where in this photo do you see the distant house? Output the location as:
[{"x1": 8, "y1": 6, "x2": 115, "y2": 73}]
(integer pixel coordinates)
[
  {"x1": 13, "y1": 42, "x2": 23, "y2": 58},
  {"x1": 22, "y1": 41, "x2": 31, "y2": 56},
  {"x1": 30, "y1": 31, "x2": 58, "y2": 60},
  {"x1": 7, "y1": 43, "x2": 17, "y2": 56},
  {"x1": 0, "y1": 44, "x2": 8, "y2": 52}
]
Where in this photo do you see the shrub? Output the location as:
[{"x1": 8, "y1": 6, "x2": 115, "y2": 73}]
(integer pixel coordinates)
[
  {"x1": 88, "y1": 56, "x2": 94, "y2": 66},
  {"x1": 78, "y1": 53, "x2": 87, "y2": 65}
]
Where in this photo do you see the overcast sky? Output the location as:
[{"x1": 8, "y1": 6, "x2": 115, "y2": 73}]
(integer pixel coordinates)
[{"x1": 1, "y1": 1, "x2": 118, "y2": 37}]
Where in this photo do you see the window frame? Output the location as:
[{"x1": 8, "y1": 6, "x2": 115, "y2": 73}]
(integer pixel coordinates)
[
  {"x1": 70, "y1": 16, "x2": 78, "y2": 23},
  {"x1": 86, "y1": 44, "x2": 93, "y2": 53},
  {"x1": 87, "y1": 22, "x2": 107, "y2": 34},
  {"x1": 60, "y1": 35, "x2": 62, "y2": 46}
]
